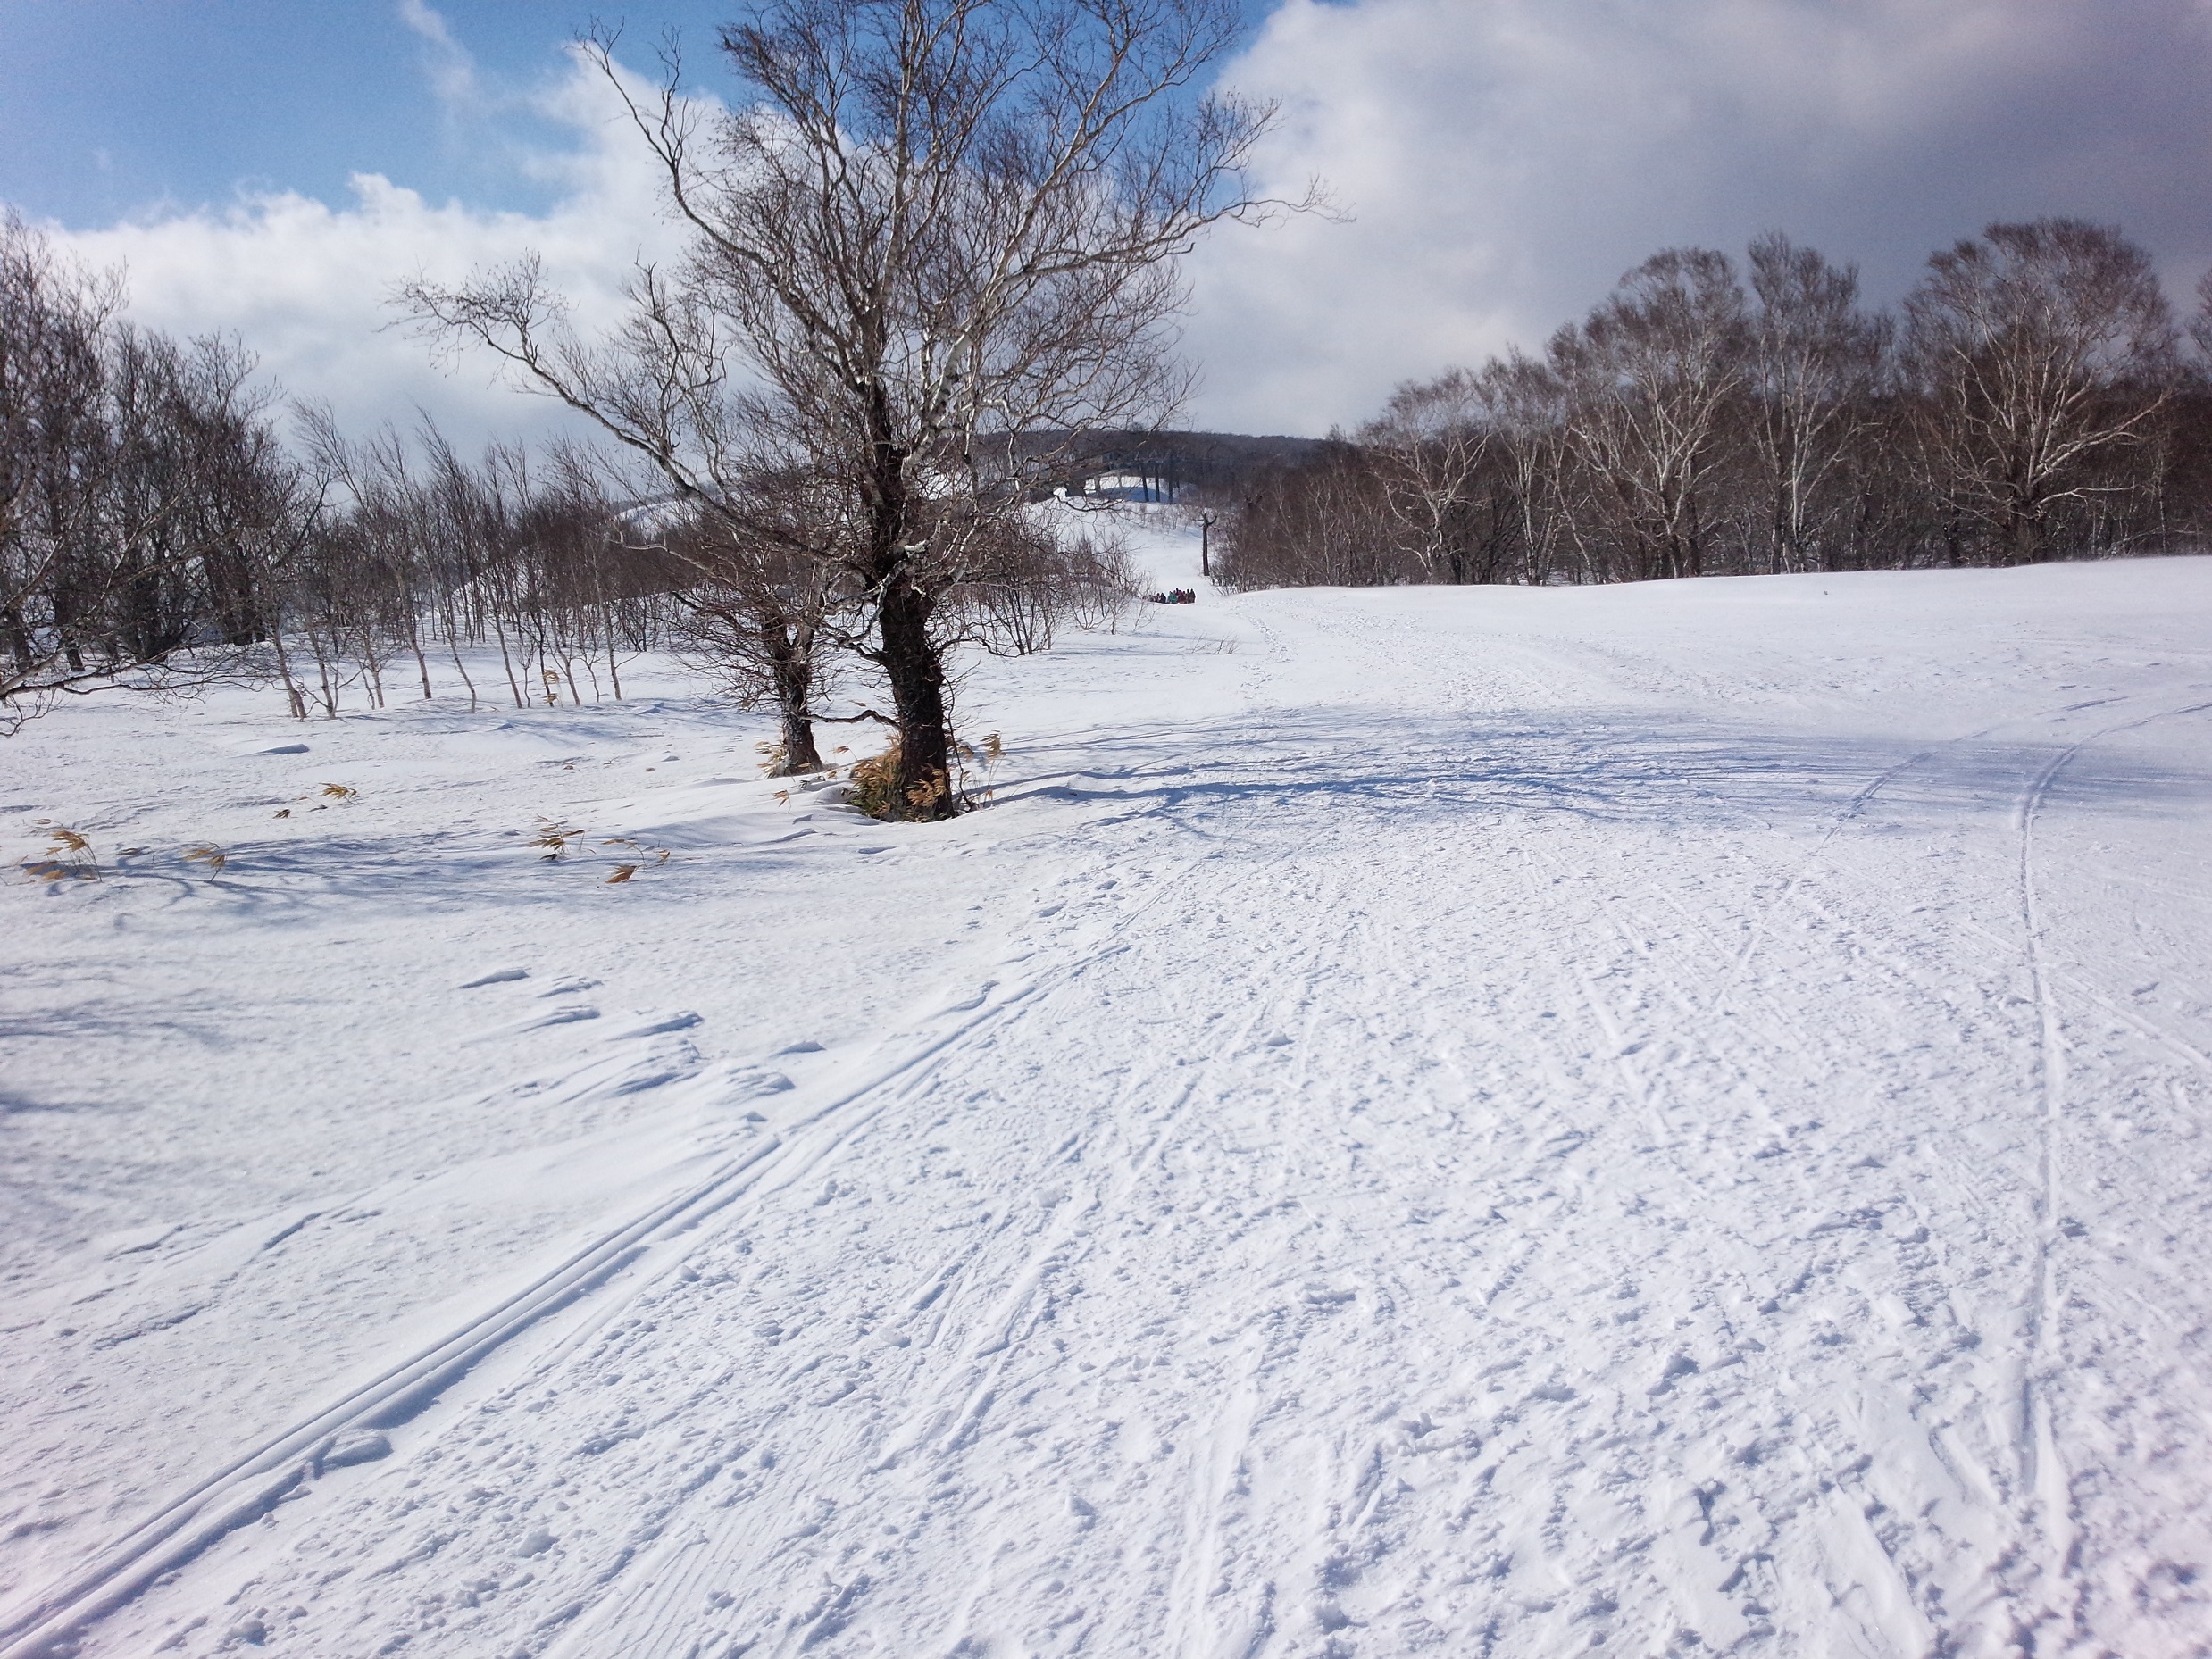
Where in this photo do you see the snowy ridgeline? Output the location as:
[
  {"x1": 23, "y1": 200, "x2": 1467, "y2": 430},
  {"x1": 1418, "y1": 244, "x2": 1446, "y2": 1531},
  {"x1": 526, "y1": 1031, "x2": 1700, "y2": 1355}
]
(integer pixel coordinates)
[{"x1": 4, "y1": 521, "x2": 2212, "y2": 1658}]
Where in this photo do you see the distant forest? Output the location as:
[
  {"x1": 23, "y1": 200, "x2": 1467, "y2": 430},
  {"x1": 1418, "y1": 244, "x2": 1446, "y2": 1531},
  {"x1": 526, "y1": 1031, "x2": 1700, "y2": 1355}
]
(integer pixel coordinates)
[
  {"x1": 1216, "y1": 221, "x2": 2212, "y2": 591},
  {"x1": 7, "y1": 208, "x2": 2208, "y2": 746}
]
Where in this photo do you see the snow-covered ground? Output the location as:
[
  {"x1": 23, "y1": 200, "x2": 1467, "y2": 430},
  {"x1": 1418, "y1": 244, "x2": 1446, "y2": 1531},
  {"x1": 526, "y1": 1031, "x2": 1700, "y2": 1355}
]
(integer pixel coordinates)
[{"x1": 5, "y1": 521, "x2": 2212, "y2": 1658}]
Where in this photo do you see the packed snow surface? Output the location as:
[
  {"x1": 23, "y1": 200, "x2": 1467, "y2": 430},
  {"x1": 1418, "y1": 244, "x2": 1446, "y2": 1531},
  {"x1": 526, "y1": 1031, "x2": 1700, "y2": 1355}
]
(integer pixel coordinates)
[{"x1": 5, "y1": 524, "x2": 2212, "y2": 1659}]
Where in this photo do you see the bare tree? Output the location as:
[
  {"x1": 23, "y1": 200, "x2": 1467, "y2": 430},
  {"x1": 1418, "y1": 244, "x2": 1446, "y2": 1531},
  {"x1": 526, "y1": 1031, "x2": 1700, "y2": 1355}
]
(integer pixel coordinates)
[
  {"x1": 404, "y1": 0, "x2": 1292, "y2": 818},
  {"x1": 1, "y1": 216, "x2": 314, "y2": 729},
  {"x1": 647, "y1": 472, "x2": 847, "y2": 772},
  {"x1": 1472, "y1": 349, "x2": 1572, "y2": 584},
  {"x1": 1550, "y1": 249, "x2": 1749, "y2": 581},
  {"x1": 1743, "y1": 232, "x2": 1888, "y2": 574},
  {"x1": 1357, "y1": 368, "x2": 1486, "y2": 580},
  {"x1": 1904, "y1": 218, "x2": 2177, "y2": 566},
  {"x1": 955, "y1": 508, "x2": 1137, "y2": 653}
]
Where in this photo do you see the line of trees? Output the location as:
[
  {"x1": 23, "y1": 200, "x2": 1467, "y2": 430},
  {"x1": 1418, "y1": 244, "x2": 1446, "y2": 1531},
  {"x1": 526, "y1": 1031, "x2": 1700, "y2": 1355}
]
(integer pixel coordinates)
[
  {"x1": 1220, "y1": 221, "x2": 2212, "y2": 590},
  {"x1": 0, "y1": 209, "x2": 693, "y2": 732},
  {"x1": 1, "y1": 192, "x2": 1153, "y2": 763},
  {"x1": 2, "y1": 212, "x2": 296, "y2": 726},
  {"x1": 281, "y1": 419, "x2": 675, "y2": 718}
]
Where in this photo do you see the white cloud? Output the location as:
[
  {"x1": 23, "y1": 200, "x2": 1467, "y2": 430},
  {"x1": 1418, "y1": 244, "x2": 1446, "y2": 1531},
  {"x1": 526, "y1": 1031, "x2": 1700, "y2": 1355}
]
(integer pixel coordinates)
[
  {"x1": 396, "y1": 0, "x2": 481, "y2": 109},
  {"x1": 31, "y1": 0, "x2": 2212, "y2": 446},
  {"x1": 46, "y1": 38, "x2": 688, "y2": 451},
  {"x1": 1180, "y1": 0, "x2": 2212, "y2": 434}
]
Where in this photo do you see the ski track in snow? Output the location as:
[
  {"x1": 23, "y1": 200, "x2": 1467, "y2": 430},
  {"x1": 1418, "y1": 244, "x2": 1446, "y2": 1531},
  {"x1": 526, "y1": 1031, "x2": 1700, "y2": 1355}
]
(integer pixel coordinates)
[{"x1": 5, "y1": 530, "x2": 2212, "y2": 1656}]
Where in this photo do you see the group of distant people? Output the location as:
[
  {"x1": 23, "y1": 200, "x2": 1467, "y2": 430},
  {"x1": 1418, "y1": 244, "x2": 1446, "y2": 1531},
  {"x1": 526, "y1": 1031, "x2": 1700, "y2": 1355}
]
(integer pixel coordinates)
[{"x1": 1148, "y1": 588, "x2": 1198, "y2": 604}]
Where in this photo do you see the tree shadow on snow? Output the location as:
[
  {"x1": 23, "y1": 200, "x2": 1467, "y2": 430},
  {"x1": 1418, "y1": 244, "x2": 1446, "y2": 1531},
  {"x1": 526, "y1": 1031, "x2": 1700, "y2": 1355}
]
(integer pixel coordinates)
[{"x1": 991, "y1": 706, "x2": 2212, "y2": 835}]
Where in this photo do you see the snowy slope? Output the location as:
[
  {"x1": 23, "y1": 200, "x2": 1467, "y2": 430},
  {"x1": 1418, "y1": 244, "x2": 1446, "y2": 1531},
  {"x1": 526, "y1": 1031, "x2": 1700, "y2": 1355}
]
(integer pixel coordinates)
[{"x1": 5, "y1": 525, "x2": 2212, "y2": 1657}]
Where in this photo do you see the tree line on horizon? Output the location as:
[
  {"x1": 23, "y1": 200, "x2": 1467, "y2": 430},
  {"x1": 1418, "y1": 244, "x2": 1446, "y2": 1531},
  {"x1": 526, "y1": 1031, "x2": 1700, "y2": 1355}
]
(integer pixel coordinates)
[
  {"x1": 0, "y1": 204, "x2": 1139, "y2": 750},
  {"x1": 0, "y1": 214, "x2": 675, "y2": 730},
  {"x1": 1218, "y1": 221, "x2": 2208, "y2": 590}
]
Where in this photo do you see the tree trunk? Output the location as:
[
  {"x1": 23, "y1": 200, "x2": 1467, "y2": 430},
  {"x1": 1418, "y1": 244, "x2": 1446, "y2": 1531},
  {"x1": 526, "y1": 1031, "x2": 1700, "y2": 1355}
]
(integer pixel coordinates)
[
  {"x1": 778, "y1": 700, "x2": 821, "y2": 773},
  {"x1": 763, "y1": 616, "x2": 822, "y2": 775},
  {"x1": 3, "y1": 605, "x2": 34, "y2": 678},
  {"x1": 863, "y1": 421, "x2": 956, "y2": 821},
  {"x1": 877, "y1": 574, "x2": 952, "y2": 818},
  {"x1": 2001, "y1": 495, "x2": 2043, "y2": 567}
]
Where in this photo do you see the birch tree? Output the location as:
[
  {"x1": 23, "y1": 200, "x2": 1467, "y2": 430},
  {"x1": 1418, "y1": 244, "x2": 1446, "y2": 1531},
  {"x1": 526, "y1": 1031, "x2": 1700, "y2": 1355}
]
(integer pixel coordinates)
[
  {"x1": 1551, "y1": 249, "x2": 1749, "y2": 580},
  {"x1": 1904, "y1": 219, "x2": 2176, "y2": 566},
  {"x1": 1357, "y1": 369, "x2": 1486, "y2": 581},
  {"x1": 1744, "y1": 233, "x2": 1887, "y2": 574},
  {"x1": 405, "y1": 0, "x2": 1289, "y2": 818}
]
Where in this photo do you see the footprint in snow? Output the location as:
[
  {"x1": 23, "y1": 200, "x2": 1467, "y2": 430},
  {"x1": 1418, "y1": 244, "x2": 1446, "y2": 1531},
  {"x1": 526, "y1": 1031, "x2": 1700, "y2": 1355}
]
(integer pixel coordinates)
[
  {"x1": 605, "y1": 1011, "x2": 702, "y2": 1040},
  {"x1": 321, "y1": 1430, "x2": 391, "y2": 1470},
  {"x1": 458, "y1": 967, "x2": 530, "y2": 988},
  {"x1": 722, "y1": 1064, "x2": 794, "y2": 1101},
  {"x1": 461, "y1": 1006, "x2": 600, "y2": 1046}
]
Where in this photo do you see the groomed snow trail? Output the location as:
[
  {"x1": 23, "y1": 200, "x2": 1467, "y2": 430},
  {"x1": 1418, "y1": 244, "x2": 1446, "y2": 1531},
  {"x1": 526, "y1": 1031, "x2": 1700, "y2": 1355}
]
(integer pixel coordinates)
[{"x1": 5, "y1": 533, "x2": 2212, "y2": 1656}]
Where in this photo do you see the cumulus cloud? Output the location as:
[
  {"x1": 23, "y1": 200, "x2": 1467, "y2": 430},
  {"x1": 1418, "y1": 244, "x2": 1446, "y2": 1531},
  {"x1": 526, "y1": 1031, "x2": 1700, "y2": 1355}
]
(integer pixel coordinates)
[
  {"x1": 46, "y1": 41, "x2": 689, "y2": 450},
  {"x1": 1181, "y1": 0, "x2": 2212, "y2": 433},
  {"x1": 30, "y1": 0, "x2": 2212, "y2": 444}
]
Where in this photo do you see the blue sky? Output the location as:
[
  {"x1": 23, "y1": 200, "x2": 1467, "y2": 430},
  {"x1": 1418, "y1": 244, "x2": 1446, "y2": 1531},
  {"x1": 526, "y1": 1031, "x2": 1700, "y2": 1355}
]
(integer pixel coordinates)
[
  {"x1": 0, "y1": 1, "x2": 1285, "y2": 227},
  {"x1": 8, "y1": 1, "x2": 2211, "y2": 442},
  {"x1": 0, "y1": 2, "x2": 784, "y2": 225}
]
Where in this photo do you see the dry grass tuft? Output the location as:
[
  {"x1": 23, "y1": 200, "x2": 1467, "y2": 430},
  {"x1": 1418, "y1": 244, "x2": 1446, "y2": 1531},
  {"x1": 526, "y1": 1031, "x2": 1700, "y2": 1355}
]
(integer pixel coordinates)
[
  {"x1": 949, "y1": 731, "x2": 1006, "y2": 804},
  {"x1": 22, "y1": 830, "x2": 240, "y2": 885},
  {"x1": 846, "y1": 741, "x2": 974, "y2": 820},
  {"x1": 22, "y1": 821, "x2": 99, "y2": 882},
  {"x1": 905, "y1": 770, "x2": 949, "y2": 815},
  {"x1": 524, "y1": 821, "x2": 668, "y2": 878},
  {"x1": 845, "y1": 745, "x2": 904, "y2": 819},
  {"x1": 530, "y1": 818, "x2": 580, "y2": 861}
]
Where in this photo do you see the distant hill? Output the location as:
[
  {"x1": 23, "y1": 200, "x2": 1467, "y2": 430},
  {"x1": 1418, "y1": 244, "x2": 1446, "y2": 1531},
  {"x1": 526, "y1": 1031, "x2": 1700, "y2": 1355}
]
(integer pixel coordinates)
[
  {"x1": 616, "y1": 431, "x2": 1333, "y2": 521},
  {"x1": 1004, "y1": 429, "x2": 1331, "y2": 503}
]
